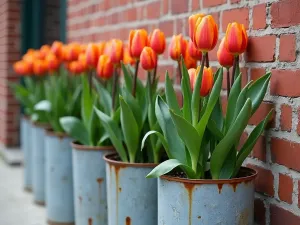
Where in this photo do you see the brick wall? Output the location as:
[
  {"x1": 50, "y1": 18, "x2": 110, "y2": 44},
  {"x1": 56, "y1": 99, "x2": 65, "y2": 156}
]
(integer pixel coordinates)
[{"x1": 67, "y1": 0, "x2": 300, "y2": 223}]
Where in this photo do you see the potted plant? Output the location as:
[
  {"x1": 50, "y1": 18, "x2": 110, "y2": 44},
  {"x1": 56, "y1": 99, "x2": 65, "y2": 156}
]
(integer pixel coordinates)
[
  {"x1": 60, "y1": 42, "x2": 116, "y2": 225},
  {"x1": 95, "y1": 29, "x2": 165, "y2": 225},
  {"x1": 143, "y1": 15, "x2": 273, "y2": 224}
]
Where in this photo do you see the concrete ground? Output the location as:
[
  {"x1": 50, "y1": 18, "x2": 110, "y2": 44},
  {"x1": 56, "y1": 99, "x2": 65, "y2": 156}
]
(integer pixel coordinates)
[{"x1": 0, "y1": 159, "x2": 46, "y2": 225}]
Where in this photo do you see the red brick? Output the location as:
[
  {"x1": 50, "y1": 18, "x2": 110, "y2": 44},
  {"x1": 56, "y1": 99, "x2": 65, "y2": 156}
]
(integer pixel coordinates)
[
  {"x1": 222, "y1": 67, "x2": 248, "y2": 90},
  {"x1": 271, "y1": 138, "x2": 300, "y2": 172},
  {"x1": 252, "y1": 136, "x2": 266, "y2": 162},
  {"x1": 250, "y1": 68, "x2": 266, "y2": 81},
  {"x1": 203, "y1": 0, "x2": 226, "y2": 8},
  {"x1": 161, "y1": 0, "x2": 169, "y2": 15},
  {"x1": 171, "y1": 1, "x2": 188, "y2": 14},
  {"x1": 279, "y1": 34, "x2": 296, "y2": 62},
  {"x1": 191, "y1": 0, "x2": 200, "y2": 11},
  {"x1": 247, "y1": 164, "x2": 274, "y2": 196},
  {"x1": 231, "y1": 0, "x2": 240, "y2": 3},
  {"x1": 238, "y1": 132, "x2": 248, "y2": 150},
  {"x1": 147, "y1": 1, "x2": 160, "y2": 19},
  {"x1": 271, "y1": 0, "x2": 300, "y2": 28},
  {"x1": 270, "y1": 70, "x2": 300, "y2": 97},
  {"x1": 280, "y1": 104, "x2": 292, "y2": 132},
  {"x1": 278, "y1": 174, "x2": 293, "y2": 204},
  {"x1": 270, "y1": 205, "x2": 300, "y2": 225},
  {"x1": 297, "y1": 108, "x2": 300, "y2": 136},
  {"x1": 222, "y1": 8, "x2": 249, "y2": 31},
  {"x1": 254, "y1": 198, "x2": 266, "y2": 225},
  {"x1": 159, "y1": 20, "x2": 174, "y2": 37},
  {"x1": 298, "y1": 180, "x2": 300, "y2": 208},
  {"x1": 249, "y1": 102, "x2": 275, "y2": 127},
  {"x1": 246, "y1": 36, "x2": 276, "y2": 62},
  {"x1": 253, "y1": 4, "x2": 266, "y2": 30}
]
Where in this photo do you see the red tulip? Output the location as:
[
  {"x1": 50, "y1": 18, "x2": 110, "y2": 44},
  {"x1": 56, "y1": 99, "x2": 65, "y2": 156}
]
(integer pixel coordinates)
[
  {"x1": 189, "y1": 66, "x2": 214, "y2": 96},
  {"x1": 217, "y1": 38, "x2": 234, "y2": 68},
  {"x1": 97, "y1": 55, "x2": 114, "y2": 80},
  {"x1": 109, "y1": 39, "x2": 123, "y2": 65},
  {"x1": 140, "y1": 47, "x2": 157, "y2": 71},
  {"x1": 129, "y1": 29, "x2": 148, "y2": 59},
  {"x1": 187, "y1": 40, "x2": 202, "y2": 61},
  {"x1": 224, "y1": 22, "x2": 248, "y2": 55},
  {"x1": 86, "y1": 43, "x2": 99, "y2": 68},
  {"x1": 169, "y1": 34, "x2": 187, "y2": 61},
  {"x1": 149, "y1": 29, "x2": 166, "y2": 55}
]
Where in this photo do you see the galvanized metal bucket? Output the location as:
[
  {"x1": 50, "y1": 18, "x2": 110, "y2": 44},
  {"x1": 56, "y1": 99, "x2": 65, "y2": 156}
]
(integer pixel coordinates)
[
  {"x1": 31, "y1": 122, "x2": 48, "y2": 205},
  {"x1": 21, "y1": 116, "x2": 32, "y2": 192},
  {"x1": 72, "y1": 142, "x2": 114, "y2": 225},
  {"x1": 158, "y1": 167, "x2": 257, "y2": 225},
  {"x1": 45, "y1": 131, "x2": 74, "y2": 225},
  {"x1": 104, "y1": 153, "x2": 158, "y2": 225}
]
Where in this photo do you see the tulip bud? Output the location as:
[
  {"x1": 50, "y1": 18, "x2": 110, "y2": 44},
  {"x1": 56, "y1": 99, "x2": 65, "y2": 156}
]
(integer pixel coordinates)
[
  {"x1": 86, "y1": 43, "x2": 99, "y2": 68},
  {"x1": 169, "y1": 34, "x2": 187, "y2": 61},
  {"x1": 149, "y1": 29, "x2": 166, "y2": 55},
  {"x1": 189, "y1": 13, "x2": 205, "y2": 42},
  {"x1": 33, "y1": 60, "x2": 48, "y2": 75},
  {"x1": 78, "y1": 53, "x2": 88, "y2": 72},
  {"x1": 64, "y1": 43, "x2": 81, "y2": 61},
  {"x1": 140, "y1": 47, "x2": 157, "y2": 71},
  {"x1": 40, "y1": 45, "x2": 51, "y2": 59},
  {"x1": 224, "y1": 22, "x2": 248, "y2": 55},
  {"x1": 97, "y1": 42, "x2": 106, "y2": 56},
  {"x1": 109, "y1": 39, "x2": 123, "y2": 65},
  {"x1": 123, "y1": 47, "x2": 135, "y2": 65},
  {"x1": 129, "y1": 29, "x2": 148, "y2": 59},
  {"x1": 68, "y1": 61, "x2": 85, "y2": 74},
  {"x1": 97, "y1": 55, "x2": 114, "y2": 80},
  {"x1": 45, "y1": 53, "x2": 60, "y2": 72},
  {"x1": 217, "y1": 38, "x2": 234, "y2": 68},
  {"x1": 184, "y1": 48, "x2": 197, "y2": 70},
  {"x1": 51, "y1": 41, "x2": 64, "y2": 59},
  {"x1": 13, "y1": 61, "x2": 32, "y2": 75},
  {"x1": 187, "y1": 40, "x2": 202, "y2": 61},
  {"x1": 189, "y1": 66, "x2": 214, "y2": 97},
  {"x1": 193, "y1": 15, "x2": 218, "y2": 52}
]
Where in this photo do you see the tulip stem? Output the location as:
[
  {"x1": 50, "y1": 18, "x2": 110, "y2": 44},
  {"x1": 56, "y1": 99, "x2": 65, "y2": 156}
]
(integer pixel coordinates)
[
  {"x1": 177, "y1": 60, "x2": 183, "y2": 105},
  {"x1": 132, "y1": 60, "x2": 140, "y2": 97},
  {"x1": 231, "y1": 55, "x2": 239, "y2": 87},
  {"x1": 112, "y1": 67, "x2": 118, "y2": 111},
  {"x1": 205, "y1": 53, "x2": 209, "y2": 68},
  {"x1": 152, "y1": 63, "x2": 157, "y2": 86},
  {"x1": 89, "y1": 70, "x2": 93, "y2": 95},
  {"x1": 226, "y1": 68, "x2": 230, "y2": 98}
]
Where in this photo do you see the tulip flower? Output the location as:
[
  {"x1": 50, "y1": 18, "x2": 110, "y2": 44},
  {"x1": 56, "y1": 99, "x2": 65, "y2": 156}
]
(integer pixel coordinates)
[
  {"x1": 169, "y1": 34, "x2": 187, "y2": 61},
  {"x1": 129, "y1": 29, "x2": 148, "y2": 59},
  {"x1": 217, "y1": 38, "x2": 234, "y2": 68},
  {"x1": 109, "y1": 39, "x2": 123, "y2": 65},
  {"x1": 192, "y1": 15, "x2": 218, "y2": 53},
  {"x1": 33, "y1": 60, "x2": 48, "y2": 75},
  {"x1": 64, "y1": 43, "x2": 81, "y2": 61},
  {"x1": 187, "y1": 40, "x2": 202, "y2": 61},
  {"x1": 184, "y1": 48, "x2": 197, "y2": 69},
  {"x1": 97, "y1": 42, "x2": 106, "y2": 56},
  {"x1": 51, "y1": 41, "x2": 64, "y2": 59},
  {"x1": 68, "y1": 61, "x2": 85, "y2": 74},
  {"x1": 224, "y1": 22, "x2": 248, "y2": 55},
  {"x1": 97, "y1": 55, "x2": 114, "y2": 80},
  {"x1": 149, "y1": 29, "x2": 166, "y2": 55},
  {"x1": 189, "y1": 66, "x2": 214, "y2": 97},
  {"x1": 140, "y1": 47, "x2": 157, "y2": 71},
  {"x1": 86, "y1": 43, "x2": 99, "y2": 68},
  {"x1": 13, "y1": 60, "x2": 32, "y2": 75},
  {"x1": 189, "y1": 13, "x2": 205, "y2": 42},
  {"x1": 40, "y1": 45, "x2": 51, "y2": 59},
  {"x1": 78, "y1": 53, "x2": 88, "y2": 72},
  {"x1": 45, "y1": 53, "x2": 60, "y2": 73},
  {"x1": 123, "y1": 47, "x2": 135, "y2": 65}
]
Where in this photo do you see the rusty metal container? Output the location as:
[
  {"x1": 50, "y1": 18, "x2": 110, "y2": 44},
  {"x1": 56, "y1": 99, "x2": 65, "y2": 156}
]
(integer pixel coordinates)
[
  {"x1": 45, "y1": 131, "x2": 74, "y2": 225},
  {"x1": 31, "y1": 123, "x2": 48, "y2": 205},
  {"x1": 104, "y1": 153, "x2": 158, "y2": 225},
  {"x1": 72, "y1": 142, "x2": 114, "y2": 225},
  {"x1": 21, "y1": 116, "x2": 32, "y2": 192},
  {"x1": 157, "y1": 167, "x2": 257, "y2": 225}
]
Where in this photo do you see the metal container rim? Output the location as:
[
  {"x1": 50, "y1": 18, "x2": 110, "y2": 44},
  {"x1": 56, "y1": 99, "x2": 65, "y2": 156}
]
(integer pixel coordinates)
[
  {"x1": 161, "y1": 167, "x2": 257, "y2": 184},
  {"x1": 71, "y1": 141, "x2": 115, "y2": 151},
  {"x1": 45, "y1": 128, "x2": 69, "y2": 138},
  {"x1": 103, "y1": 152, "x2": 158, "y2": 168},
  {"x1": 32, "y1": 121, "x2": 51, "y2": 129}
]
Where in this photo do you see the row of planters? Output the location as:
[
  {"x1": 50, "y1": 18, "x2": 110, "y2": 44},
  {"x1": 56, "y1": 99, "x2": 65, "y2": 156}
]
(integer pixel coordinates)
[{"x1": 12, "y1": 13, "x2": 272, "y2": 225}]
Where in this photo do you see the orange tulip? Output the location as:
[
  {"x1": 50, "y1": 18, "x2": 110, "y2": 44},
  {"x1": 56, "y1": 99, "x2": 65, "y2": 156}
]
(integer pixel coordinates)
[
  {"x1": 149, "y1": 29, "x2": 166, "y2": 55},
  {"x1": 184, "y1": 48, "x2": 197, "y2": 69},
  {"x1": 169, "y1": 34, "x2": 187, "y2": 61},
  {"x1": 68, "y1": 61, "x2": 85, "y2": 74},
  {"x1": 13, "y1": 61, "x2": 32, "y2": 75},
  {"x1": 97, "y1": 55, "x2": 114, "y2": 80},
  {"x1": 217, "y1": 38, "x2": 234, "y2": 68},
  {"x1": 86, "y1": 43, "x2": 99, "y2": 68},
  {"x1": 224, "y1": 22, "x2": 248, "y2": 55},
  {"x1": 97, "y1": 42, "x2": 106, "y2": 56},
  {"x1": 78, "y1": 53, "x2": 88, "y2": 72},
  {"x1": 51, "y1": 41, "x2": 64, "y2": 59},
  {"x1": 187, "y1": 40, "x2": 202, "y2": 61},
  {"x1": 189, "y1": 66, "x2": 214, "y2": 97},
  {"x1": 140, "y1": 47, "x2": 157, "y2": 71},
  {"x1": 129, "y1": 29, "x2": 148, "y2": 59},
  {"x1": 193, "y1": 15, "x2": 218, "y2": 52},
  {"x1": 189, "y1": 13, "x2": 205, "y2": 42},
  {"x1": 123, "y1": 46, "x2": 135, "y2": 65},
  {"x1": 64, "y1": 43, "x2": 81, "y2": 61},
  {"x1": 45, "y1": 53, "x2": 60, "y2": 72},
  {"x1": 40, "y1": 45, "x2": 51, "y2": 59},
  {"x1": 33, "y1": 60, "x2": 48, "y2": 75},
  {"x1": 22, "y1": 54, "x2": 34, "y2": 70},
  {"x1": 109, "y1": 39, "x2": 123, "y2": 65}
]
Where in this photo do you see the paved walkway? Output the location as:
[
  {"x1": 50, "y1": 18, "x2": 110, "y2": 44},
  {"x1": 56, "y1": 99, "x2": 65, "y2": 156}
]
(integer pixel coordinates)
[{"x1": 0, "y1": 160, "x2": 46, "y2": 225}]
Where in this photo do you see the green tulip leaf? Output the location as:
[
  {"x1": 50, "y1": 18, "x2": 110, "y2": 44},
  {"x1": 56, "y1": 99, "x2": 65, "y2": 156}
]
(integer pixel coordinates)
[
  {"x1": 165, "y1": 71, "x2": 181, "y2": 116},
  {"x1": 181, "y1": 58, "x2": 192, "y2": 123},
  {"x1": 94, "y1": 78, "x2": 112, "y2": 115},
  {"x1": 34, "y1": 100, "x2": 52, "y2": 112}
]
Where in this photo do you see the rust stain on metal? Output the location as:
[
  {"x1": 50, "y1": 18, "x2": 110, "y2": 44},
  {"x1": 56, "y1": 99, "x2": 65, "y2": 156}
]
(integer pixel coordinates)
[
  {"x1": 78, "y1": 196, "x2": 82, "y2": 205},
  {"x1": 88, "y1": 218, "x2": 92, "y2": 225},
  {"x1": 197, "y1": 216, "x2": 201, "y2": 219},
  {"x1": 97, "y1": 178, "x2": 103, "y2": 184},
  {"x1": 113, "y1": 164, "x2": 125, "y2": 225},
  {"x1": 230, "y1": 183, "x2": 238, "y2": 192},
  {"x1": 183, "y1": 183, "x2": 195, "y2": 225},
  {"x1": 119, "y1": 187, "x2": 122, "y2": 192},
  {"x1": 238, "y1": 208, "x2": 249, "y2": 225},
  {"x1": 125, "y1": 216, "x2": 131, "y2": 225},
  {"x1": 217, "y1": 184, "x2": 223, "y2": 194}
]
